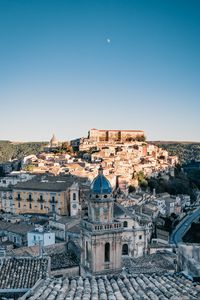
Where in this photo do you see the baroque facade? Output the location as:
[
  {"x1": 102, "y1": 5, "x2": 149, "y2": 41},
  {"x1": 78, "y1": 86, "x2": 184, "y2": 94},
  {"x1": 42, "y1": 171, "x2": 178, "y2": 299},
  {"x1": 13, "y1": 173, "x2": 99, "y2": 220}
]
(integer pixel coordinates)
[
  {"x1": 81, "y1": 167, "x2": 123, "y2": 275},
  {"x1": 81, "y1": 167, "x2": 151, "y2": 275}
]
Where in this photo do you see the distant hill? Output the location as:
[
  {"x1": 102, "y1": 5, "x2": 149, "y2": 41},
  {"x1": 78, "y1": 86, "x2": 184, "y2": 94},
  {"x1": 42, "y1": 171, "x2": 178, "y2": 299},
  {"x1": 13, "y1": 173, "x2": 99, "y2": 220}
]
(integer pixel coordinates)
[
  {"x1": 149, "y1": 141, "x2": 200, "y2": 145},
  {"x1": 0, "y1": 140, "x2": 47, "y2": 163},
  {"x1": 149, "y1": 141, "x2": 200, "y2": 164}
]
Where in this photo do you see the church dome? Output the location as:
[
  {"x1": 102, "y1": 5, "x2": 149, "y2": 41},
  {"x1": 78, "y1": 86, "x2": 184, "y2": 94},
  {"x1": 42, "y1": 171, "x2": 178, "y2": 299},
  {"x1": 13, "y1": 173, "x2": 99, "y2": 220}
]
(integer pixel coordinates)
[
  {"x1": 91, "y1": 166, "x2": 112, "y2": 195},
  {"x1": 50, "y1": 134, "x2": 58, "y2": 147}
]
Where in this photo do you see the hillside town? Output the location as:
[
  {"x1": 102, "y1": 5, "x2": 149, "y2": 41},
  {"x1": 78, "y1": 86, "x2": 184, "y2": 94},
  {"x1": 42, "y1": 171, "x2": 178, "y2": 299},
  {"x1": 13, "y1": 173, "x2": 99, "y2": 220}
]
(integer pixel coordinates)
[{"x1": 0, "y1": 129, "x2": 200, "y2": 299}]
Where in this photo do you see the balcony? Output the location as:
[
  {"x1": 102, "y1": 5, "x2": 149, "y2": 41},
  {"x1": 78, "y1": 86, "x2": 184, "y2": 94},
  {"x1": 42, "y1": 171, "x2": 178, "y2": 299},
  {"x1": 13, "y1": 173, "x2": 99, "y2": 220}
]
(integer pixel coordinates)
[
  {"x1": 81, "y1": 220, "x2": 123, "y2": 232},
  {"x1": 27, "y1": 198, "x2": 33, "y2": 202},
  {"x1": 15, "y1": 197, "x2": 22, "y2": 201},
  {"x1": 37, "y1": 198, "x2": 45, "y2": 203},
  {"x1": 49, "y1": 199, "x2": 57, "y2": 204}
]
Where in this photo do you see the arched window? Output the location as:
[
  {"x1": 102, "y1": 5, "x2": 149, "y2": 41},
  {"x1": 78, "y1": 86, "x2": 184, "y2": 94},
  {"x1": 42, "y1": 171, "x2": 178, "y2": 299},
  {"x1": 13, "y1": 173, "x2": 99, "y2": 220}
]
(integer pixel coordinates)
[
  {"x1": 123, "y1": 221, "x2": 128, "y2": 228},
  {"x1": 73, "y1": 193, "x2": 76, "y2": 200},
  {"x1": 122, "y1": 244, "x2": 129, "y2": 255},
  {"x1": 105, "y1": 243, "x2": 110, "y2": 262}
]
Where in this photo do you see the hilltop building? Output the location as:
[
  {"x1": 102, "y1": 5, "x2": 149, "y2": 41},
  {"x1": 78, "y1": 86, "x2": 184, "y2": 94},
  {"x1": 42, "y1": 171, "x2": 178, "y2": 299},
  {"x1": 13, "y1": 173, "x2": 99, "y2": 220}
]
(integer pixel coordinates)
[
  {"x1": 44, "y1": 134, "x2": 61, "y2": 152},
  {"x1": 88, "y1": 128, "x2": 145, "y2": 142}
]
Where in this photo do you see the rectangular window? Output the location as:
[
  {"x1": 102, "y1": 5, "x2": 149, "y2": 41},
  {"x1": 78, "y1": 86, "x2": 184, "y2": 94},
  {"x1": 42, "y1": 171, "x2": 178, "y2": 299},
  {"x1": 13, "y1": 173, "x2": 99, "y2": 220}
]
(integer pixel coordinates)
[
  {"x1": 139, "y1": 235, "x2": 142, "y2": 240},
  {"x1": 29, "y1": 203, "x2": 32, "y2": 209},
  {"x1": 41, "y1": 204, "x2": 43, "y2": 210},
  {"x1": 18, "y1": 202, "x2": 20, "y2": 208},
  {"x1": 17, "y1": 193, "x2": 20, "y2": 200}
]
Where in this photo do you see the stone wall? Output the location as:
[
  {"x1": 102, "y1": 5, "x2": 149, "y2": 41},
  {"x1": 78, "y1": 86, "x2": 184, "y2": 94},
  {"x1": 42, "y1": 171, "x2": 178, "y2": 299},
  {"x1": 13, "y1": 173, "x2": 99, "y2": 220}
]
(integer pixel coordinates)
[{"x1": 178, "y1": 244, "x2": 200, "y2": 277}]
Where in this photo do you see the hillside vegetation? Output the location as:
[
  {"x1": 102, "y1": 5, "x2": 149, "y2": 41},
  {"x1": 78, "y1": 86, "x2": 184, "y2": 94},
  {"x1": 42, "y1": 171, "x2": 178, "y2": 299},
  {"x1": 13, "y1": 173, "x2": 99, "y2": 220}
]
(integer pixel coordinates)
[
  {"x1": 152, "y1": 142, "x2": 200, "y2": 164},
  {"x1": 0, "y1": 141, "x2": 47, "y2": 163}
]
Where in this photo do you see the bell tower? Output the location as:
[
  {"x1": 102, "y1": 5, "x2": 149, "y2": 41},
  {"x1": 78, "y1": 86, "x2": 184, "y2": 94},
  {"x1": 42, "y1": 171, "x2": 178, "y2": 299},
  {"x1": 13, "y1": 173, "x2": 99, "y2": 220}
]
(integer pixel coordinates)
[{"x1": 81, "y1": 166, "x2": 123, "y2": 275}]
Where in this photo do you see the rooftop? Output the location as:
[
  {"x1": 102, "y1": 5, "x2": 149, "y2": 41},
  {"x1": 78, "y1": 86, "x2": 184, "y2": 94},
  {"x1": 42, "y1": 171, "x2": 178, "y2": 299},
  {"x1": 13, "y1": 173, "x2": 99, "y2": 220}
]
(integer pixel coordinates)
[
  {"x1": 0, "y1": 221, "x2": 34, "y2": 235},
  {"x1": 14, "y1": 174, "x2": 87, "y2": 192},
  {"x1": 123, "y1": 253, "x2": 177, "y2": 274},
  {"x1": 21, "y1": 273, "x2": 200, "y2": 300},
  {"x1": 50, "y1": 252, "x2": 79, "y2": 270},
  {"x1": 6, "y1": 243, "x2": 79, "y2": 271},
  {"x1": 0, "y1": 257, "x2": 49, "y2": 290},
  {"x1": 96, "y1": 129, "x2": 144, "y2": 132}
]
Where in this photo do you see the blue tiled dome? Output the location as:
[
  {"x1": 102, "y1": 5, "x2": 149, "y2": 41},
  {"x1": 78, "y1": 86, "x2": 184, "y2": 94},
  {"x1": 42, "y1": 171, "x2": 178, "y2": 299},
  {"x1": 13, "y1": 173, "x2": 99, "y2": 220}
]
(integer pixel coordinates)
[{"x1": 91, "y1": 167, "x2": 112, "y2": 194}]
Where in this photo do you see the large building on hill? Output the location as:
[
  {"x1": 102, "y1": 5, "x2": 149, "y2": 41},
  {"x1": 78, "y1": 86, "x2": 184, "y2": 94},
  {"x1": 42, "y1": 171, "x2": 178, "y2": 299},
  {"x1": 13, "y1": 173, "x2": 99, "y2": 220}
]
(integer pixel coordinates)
[{"x1": 88, "y1": 128, "x2": 145, "y2": 142}]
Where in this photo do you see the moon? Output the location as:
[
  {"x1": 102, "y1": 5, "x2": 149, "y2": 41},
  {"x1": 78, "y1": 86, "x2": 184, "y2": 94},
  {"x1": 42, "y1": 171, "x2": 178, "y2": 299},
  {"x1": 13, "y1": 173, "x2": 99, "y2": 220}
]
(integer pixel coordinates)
[{"x1": 106, "y1": 38, "x2": 111, "y2": 44}]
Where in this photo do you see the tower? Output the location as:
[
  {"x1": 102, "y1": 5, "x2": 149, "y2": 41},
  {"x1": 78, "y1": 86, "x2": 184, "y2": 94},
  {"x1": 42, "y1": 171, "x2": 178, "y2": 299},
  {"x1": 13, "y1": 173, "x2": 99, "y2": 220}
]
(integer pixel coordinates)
[
  {"x1": 81, "y1": 166, "x2": 123, "y2": 275},
  {"x1": 69, "y1": 182, "x2": 80, "y2": 216}
]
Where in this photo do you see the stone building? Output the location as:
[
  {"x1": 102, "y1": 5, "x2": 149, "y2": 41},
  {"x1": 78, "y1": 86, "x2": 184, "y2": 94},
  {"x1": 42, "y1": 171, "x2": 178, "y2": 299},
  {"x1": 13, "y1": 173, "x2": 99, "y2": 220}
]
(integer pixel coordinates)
[
  {"x1": 0, "y1": 186, "x2": 13, "y2": 213},
  {"x1": 81, "y1": 166, "x2": 123, "y2": 275},
  {"x1": 80, "y1": 167, "x2": 151, "y2": 275},
  {"x1": 88, "y1": 128, "x2": 145, "y2": 142},
  {"x1": 27, "y1": 227, "x2": 55, "y2": 247},
  {"x1": 50, "y1": 134, "x2": 59, "y2": 148},
  {"x1": 43, "y1": 133, "x2": 61, "y2": 152},
  {"x1": 13, "y1": 175, "x2": 80, "y2": 216},
  {"x1": 0, "y1": 220, "x2": 34, "y2": 247},
  {"x1": 114, "y1": 203, "x2": 151, "y2": 257}
]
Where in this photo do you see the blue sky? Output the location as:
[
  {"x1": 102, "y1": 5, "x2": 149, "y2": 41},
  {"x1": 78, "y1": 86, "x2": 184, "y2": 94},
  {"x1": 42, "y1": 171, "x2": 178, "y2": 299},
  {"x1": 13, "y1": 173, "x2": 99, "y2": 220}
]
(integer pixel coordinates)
[{"x1": 0, "y1": 0, "x2": 200, "y2": 141}]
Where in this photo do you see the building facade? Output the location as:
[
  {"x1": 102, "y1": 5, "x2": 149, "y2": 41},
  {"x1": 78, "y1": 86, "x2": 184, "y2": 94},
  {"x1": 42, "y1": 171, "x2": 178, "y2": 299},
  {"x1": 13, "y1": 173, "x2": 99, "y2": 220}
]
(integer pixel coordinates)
[
  {"x1": 13, "y1": 187, "x2": 68, "y2": 215},
  {"x1": 114, "y1": 203, "x2": 151, "y2": 257},
  {"x1": 28, "y1": 227, "x2": 55, "y2": 247},
  {"x1": 70, "y1": 182, "x2": 81, "y2": 216},
  {"x1": 88, "y1": 128, "x2": 145, "y2": 142},
  {"x1": 13, "y1": 177, "x2": 80, "y2": 216}
]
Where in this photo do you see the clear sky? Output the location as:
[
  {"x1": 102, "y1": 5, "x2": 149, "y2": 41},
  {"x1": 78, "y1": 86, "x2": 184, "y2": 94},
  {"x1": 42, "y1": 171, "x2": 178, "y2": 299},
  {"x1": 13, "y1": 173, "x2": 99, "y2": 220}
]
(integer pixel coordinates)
[{"x1": 0, "y1": 0, "x2": 199, "y2": 142}]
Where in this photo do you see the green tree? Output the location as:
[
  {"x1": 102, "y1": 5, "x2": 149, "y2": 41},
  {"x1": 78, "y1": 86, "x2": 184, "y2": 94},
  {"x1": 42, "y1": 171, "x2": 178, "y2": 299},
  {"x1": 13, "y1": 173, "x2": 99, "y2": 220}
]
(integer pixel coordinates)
[{"x1": 23, "y1": 164, "x2": 35, "y2": 172}]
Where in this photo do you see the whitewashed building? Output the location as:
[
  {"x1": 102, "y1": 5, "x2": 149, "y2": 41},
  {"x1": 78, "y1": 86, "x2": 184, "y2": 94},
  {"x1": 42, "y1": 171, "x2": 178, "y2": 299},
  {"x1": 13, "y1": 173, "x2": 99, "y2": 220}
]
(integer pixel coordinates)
[{"x1": 27, "y1": 227, "x2": 55, "y2": 247}]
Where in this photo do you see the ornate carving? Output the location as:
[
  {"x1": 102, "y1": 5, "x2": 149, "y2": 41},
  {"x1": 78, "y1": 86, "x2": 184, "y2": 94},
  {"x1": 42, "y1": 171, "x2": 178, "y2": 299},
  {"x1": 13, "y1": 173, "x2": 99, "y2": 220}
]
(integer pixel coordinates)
[{"x1": 122, "y1": 236, "x2": 132, "y2": 242}]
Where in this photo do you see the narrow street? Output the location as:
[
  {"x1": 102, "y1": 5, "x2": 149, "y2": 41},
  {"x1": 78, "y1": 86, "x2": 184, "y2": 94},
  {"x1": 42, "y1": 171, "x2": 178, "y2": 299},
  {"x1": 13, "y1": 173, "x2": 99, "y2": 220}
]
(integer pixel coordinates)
[{"x1": 170, "y1": 206, "x2": 200, "y2": 245}]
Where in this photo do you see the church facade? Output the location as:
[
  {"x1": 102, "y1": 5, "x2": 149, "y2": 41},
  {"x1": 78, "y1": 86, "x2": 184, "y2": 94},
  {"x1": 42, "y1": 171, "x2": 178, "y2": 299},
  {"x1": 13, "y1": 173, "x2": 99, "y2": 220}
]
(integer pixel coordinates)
[
  {"x1": 80, "y1": 167, "x2": 151, "y2": 275},
  {"x1": 81, "y1": 166, "x2": 123, "y2": 275}
]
